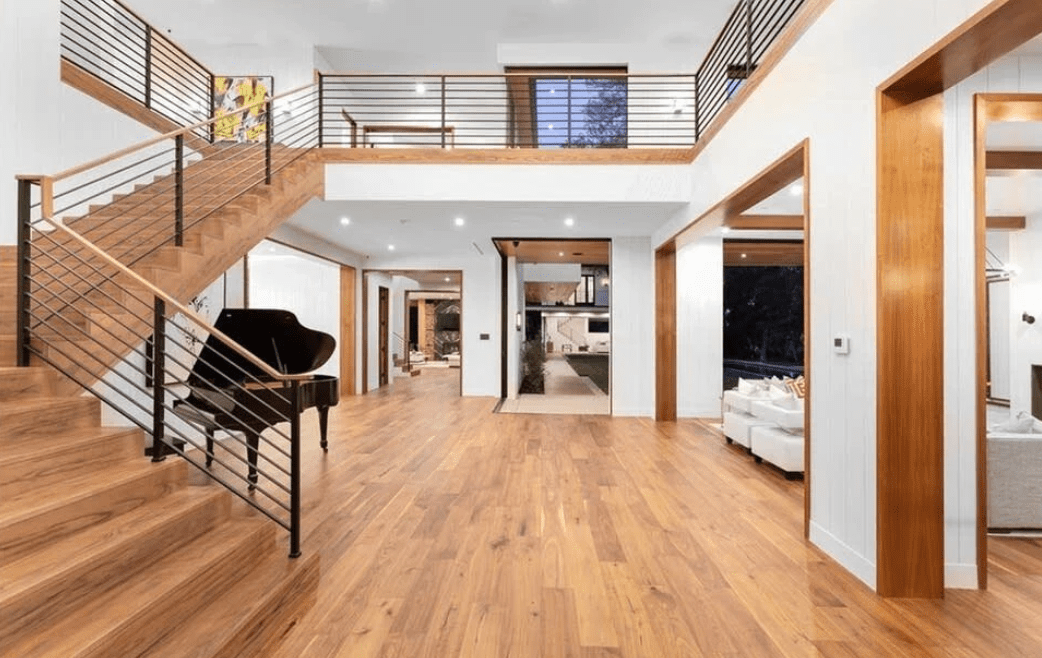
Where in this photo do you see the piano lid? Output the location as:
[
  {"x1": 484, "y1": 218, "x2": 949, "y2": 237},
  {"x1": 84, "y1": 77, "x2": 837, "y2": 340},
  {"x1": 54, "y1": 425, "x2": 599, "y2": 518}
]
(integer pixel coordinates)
[{"x1": 188, "y1": 308, "x2": 336, "y2": 388}]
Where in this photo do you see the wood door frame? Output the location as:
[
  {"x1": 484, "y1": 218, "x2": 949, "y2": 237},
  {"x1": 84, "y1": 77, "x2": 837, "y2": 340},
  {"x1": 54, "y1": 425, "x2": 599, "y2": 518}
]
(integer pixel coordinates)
[
  {"x1": 876, "y1": 0, "x2": 1042, "y2": 597},
  {"x1": 657, "y1": 140, "x2": 811, "y2": 535},
  {"x1": 973, "y1": 92, "x2": 1042, "y2": 589},
  {"x1": 340, "y1": 265, "x2": 357, "y2": 396}
]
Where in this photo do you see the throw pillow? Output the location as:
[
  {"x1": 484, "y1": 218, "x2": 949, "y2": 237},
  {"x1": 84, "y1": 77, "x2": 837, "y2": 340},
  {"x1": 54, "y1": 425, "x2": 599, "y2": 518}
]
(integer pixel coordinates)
[
  {"x1": 991, "y1": 412, "x2": 1037, "y2": 434},
  {"x1": 786, "y1": 377, "x2": 806, "y2": 398},
  {"x1": 737, "y1": 378, "x2": 760, "y2": 394}
]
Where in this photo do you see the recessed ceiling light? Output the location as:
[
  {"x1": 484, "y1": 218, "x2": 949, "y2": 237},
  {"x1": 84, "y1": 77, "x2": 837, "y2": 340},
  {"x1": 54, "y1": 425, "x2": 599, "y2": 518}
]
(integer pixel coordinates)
[
  {"x1": 454, "y1": 217, "x2": 465, "y2": 227},
  {"x1": 415, "y1": 82, "x2": 426, "y2": 94},
  {"x1": 741, "y1": 253, "x2": 747, "y2": 259},
  {"x1": 564, "y1": 217, "x2": 575, "y2": 227},
  {"x1": 558, "y1": 251, "x2": 564, "y2": 257},
  {"x1": 790, "y1": 182, "x2": 804, "y2": 196},
  {"x1": 721, "y1": 226, "x2": 731, "y2": 234},
  {"x1": 444, "y1": 277, "x2": 451, "y2": 282},
  {"x1": 388, "y1": 244, "x2": 396, "y2": 251},
  {"x1": 340, "y1": 217, "x2": 351, "y2": 226}
]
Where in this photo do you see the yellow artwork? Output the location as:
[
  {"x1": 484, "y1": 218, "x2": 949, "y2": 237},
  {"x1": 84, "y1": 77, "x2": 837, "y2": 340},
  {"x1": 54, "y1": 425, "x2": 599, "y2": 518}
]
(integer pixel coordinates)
[{"x1": 213, "y1": 76, "x2": 271, "y2": 142}]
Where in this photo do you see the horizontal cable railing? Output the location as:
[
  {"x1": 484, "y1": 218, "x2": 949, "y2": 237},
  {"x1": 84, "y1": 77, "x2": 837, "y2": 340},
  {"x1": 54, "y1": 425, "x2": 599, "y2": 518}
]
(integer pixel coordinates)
[
  {"x1": 61, "y1": 0, "x2": 214, "y2": 139},
  {"x1": 318, "y1": 0, "x2": 804, "y2": 150},
  {"x1": 15, "y1": 83, "x2": 321, "y2": 556}
]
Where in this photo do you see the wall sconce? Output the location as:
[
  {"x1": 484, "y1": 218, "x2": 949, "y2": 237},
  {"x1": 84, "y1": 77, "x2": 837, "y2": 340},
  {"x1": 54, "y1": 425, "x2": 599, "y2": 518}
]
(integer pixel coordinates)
[
  {"x1": 516, "y1": 312, "x2": 522, "y2": 330},
  {"x1": 1024, "y1": 312, "x2": 1037, "y2": 325},
  {"x1": 601, "y1": 277, "x2": 610, "y2": 287}
]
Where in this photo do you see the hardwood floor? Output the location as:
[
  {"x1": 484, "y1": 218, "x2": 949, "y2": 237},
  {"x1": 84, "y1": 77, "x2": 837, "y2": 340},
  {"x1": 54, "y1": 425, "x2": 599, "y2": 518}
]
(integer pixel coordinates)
[{"x1": 272, "y1": 369, "x2": 1042, "y2": 657}]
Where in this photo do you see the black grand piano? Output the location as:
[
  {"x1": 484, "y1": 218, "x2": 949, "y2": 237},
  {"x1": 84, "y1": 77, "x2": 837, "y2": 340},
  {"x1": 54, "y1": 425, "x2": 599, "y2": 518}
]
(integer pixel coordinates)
[{"x1": 173, "y1": 308, "x2": 339, "y2": 487}]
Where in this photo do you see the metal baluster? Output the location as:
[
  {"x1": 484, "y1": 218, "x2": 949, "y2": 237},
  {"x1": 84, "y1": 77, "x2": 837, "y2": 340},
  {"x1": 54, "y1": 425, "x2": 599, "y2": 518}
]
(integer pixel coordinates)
[
  {"x1": 174, "y1": 135, "x2": 184, "y2": 247},
  {"x1": 745, "y1": 0, "x2": 754, "y2": 77},
  {"x1": 151, "y1": 297, "x2": 166, "y2": 462},
  {"x1": 318, "y1": 73, "x2": 324, "y2": 147},
  {"x1": 289, "y1": 379, "x2": 302, "y2": 558},
  {"x1": 144, "y1": 28, "x2": 153, "y2": 109},
  {"x1": 441, "y1": 76, "x2": 447, "y2": 149},
  {"x1": 567, "y1": 76, "x2": 572, "y2": 147},
  {"x1": 265, "y1": 100, "x2": 273, "y2": 185},
  {"x1": 694, "y1": 73, "x2": 701, "y2": 142},
  {"x1": 16, "y1": 180, "x2": 32, "y2": 367}
]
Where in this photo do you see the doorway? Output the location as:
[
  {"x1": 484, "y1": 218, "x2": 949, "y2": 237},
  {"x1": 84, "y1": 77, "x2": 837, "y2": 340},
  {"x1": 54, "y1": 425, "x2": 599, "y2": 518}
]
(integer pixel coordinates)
[{"x1": 378, "y1": 286, "x2": 389, "y2": 388}]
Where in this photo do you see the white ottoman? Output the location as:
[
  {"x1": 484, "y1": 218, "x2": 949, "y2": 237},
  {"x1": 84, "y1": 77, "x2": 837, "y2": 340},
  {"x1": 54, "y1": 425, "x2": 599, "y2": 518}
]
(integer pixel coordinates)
[
  {"x1": 750, "y1": 425, "x2": 805, "y2": 478},
  {"x1": 722, "y1": 411, "x2": 775, "y2": 449}
]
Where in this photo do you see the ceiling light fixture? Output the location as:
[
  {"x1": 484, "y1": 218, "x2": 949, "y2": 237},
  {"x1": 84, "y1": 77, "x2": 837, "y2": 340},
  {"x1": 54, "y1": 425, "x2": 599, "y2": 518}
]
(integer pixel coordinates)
[
  {"x1": 790, "y1": 182, "x2": 804, "y2": 196},
  {"x1": 741, "y1": 253, "x2": 747, "y2": 259},
  {"x1": 564, "y1": 217, "x2": 575, "y2": 227},
  {"x1": 721, "y1": 226, "x2": 731, "y2": 234},
  {"x1": 388, "y1": 244, "x2": 396, "y2": 251},
  {"x1": 444, "y1": 277, "x2": 451, "y2": 282},
  {"x1": 340, "y1": 217, "x2": 351, "y2": 226},
  {"x1": 454, "y1": 217, "x2": 465, "y2": 227},
  {"x1": 558, "y1": 251, "x2": 564, "y2": 257}
]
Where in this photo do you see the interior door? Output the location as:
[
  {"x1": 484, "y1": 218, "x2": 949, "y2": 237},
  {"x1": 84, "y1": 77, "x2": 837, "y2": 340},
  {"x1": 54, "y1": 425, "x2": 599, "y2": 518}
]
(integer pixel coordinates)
[{"x1": 379, "y1": 286, "x2": 389, "y2": 387}]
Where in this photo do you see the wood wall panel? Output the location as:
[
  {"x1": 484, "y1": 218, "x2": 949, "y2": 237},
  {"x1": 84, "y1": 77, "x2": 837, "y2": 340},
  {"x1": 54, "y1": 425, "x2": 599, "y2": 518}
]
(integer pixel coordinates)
[
  {"x1": 655, "y1": 247, "x2": 677, "y2": 421},
  {"x1": 985, "y1": 216, "x2": 1027, "y2": 231},
  {"x1": 985, "y1": 150, "x2": 1042, "y2": 170},
  {"x1": 340, "y1": 266, "x2": 356, "y2": 396},
  {"x1": 876, "y1": 91, "x2": 945, "y2": 599}
]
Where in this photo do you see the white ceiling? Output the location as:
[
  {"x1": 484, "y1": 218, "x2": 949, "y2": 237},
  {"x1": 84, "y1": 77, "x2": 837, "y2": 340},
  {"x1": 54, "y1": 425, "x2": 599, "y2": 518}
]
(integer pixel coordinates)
[
  {"x1": 285, "y1": 199, "x2": 685, "y2": 259},
  {"x1": 132, "y1": 0, "x2": 737, "y2": 72}
]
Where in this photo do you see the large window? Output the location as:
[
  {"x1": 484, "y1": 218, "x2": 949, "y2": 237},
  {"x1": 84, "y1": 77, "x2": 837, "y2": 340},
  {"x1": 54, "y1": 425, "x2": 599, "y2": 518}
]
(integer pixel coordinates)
[{"x1": 506, "y1": 67, "x2": 627, "y2": 149}]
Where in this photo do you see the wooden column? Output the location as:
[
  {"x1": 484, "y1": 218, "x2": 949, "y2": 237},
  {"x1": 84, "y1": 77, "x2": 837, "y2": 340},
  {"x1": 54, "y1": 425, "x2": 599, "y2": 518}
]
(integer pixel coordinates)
[
  {"x1": 340, "y1": 266, "x2": 356, "y2": 396},
  {"x1": 655, "y1": 246, "x2": 677, "y2": 421},
  {"x1": 876, "y1": 91, "x2": 945, "y2": 598}
]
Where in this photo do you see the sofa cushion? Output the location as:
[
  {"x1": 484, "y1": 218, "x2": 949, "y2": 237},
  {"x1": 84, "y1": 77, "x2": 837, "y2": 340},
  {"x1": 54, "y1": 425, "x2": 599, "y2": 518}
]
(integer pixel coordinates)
[{"x1": 992, "y1": 411, "x2": 1042, "y2": 434}]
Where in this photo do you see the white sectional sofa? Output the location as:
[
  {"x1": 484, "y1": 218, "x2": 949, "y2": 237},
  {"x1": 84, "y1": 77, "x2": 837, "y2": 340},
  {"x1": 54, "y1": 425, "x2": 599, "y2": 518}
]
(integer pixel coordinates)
[
  {"x1": 722, "y1": 377, "x2": 806, "y2": 477},
  {"x1": 987, "y1": 412, "x2": 1042, "y2": 530}
]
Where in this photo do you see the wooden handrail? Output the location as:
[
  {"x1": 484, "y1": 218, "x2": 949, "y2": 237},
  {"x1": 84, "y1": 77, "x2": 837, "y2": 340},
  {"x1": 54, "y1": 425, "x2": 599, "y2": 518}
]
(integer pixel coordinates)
[
  {"x1": 52, "y1": 82, "x2": 318, "y2": 182},
  {"x1": 323, "y1": 71, "x2": 696, "y2": 78},
  {"x1": 33, "y1": 211, "x2": 313, "y2": 382}
]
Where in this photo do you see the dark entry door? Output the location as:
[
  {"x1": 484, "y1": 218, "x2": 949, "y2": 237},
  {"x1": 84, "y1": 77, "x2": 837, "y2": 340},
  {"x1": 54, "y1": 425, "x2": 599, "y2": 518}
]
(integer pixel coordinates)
[{"x1": 378, "y1": 286, "x2": 389, "y2": 387}]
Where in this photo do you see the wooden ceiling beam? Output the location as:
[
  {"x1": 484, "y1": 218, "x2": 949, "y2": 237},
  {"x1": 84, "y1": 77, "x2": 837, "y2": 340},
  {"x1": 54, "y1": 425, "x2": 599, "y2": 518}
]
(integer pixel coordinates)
[
  {"x1": 986, "y1": 215, "x2": 1027, "y2": 230},
  {"x1": 986, "y1": 150, "x2": 1042, "y2": 170},
  {"x1": 727, "y1": 214, "x2": 804, "y2": 231},
  {"x1": 723, "y1": 241, "x2": 803, "y2": 267}
]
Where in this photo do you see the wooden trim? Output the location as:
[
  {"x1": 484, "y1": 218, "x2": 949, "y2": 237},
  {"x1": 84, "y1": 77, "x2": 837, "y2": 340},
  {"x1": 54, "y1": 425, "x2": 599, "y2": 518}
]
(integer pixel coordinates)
[
  {"x1": 674, "y1": 141, "x2": 806, "y2": 248},
  {"x1": 985, "y1": 150, "x2": 1042, "y2": 170},
  {"x1": 981, "y1": 94, "x2": 1042, "y2": 121},
  {"x1": 340, "y1": 266, "x2": 357, "y2": 396},
  {"x1": 986, "y1": 215, "x2": 1027, "y2": 230},
  {"x1": 655, "y1": 246, "x2": 677, "y2": 421},
  {"x1": 727, "y1": 214, "x2": 804, "y2": 231},
  {"x1": 876, "y1": 90, "x2": 945, "y2": 599},
  {"x1": 683, "y1": 0, "x2": 835, "y2": 163},
  {"x1": 723, "y1": 240, "x2": 803, "y2": 266},
  {"x1": 361, "y1": 271, "x2": 369, "y2": 394},
  {"x1": 319, "y1": 147, "x2": 692, "y2": 165},
  {"x1": 881, "y1": 0, "x2": 1042, "y2": 102},
  {"x1": 802, "y1": 144, "x2": 812, "y2": 540},
  {"x1": 975, "y1": 95, "x2": 989, "y2": 591}
]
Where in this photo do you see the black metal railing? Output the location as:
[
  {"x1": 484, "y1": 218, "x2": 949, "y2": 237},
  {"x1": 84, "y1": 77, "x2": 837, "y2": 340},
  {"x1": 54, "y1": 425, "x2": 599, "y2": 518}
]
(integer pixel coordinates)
[
  {"x1": 15, "y1": 83, "x2": 321, "y2": 556},
  {"x1": 61, "y1": 0, "x2": 214, "y2": 138},
  {"x1": 317, "y1": 0, "x2": 803, "y2": 150}
]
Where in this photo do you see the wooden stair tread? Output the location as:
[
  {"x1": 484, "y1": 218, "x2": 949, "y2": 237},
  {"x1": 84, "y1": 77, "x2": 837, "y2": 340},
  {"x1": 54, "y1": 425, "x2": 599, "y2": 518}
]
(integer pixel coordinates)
[
  {"x1": 4, "y1": 518, "x2": 273, "y2": 658},
  {"x1": 0, "y1": 425, "x2": 141, "y2": 467},
  {"x1": 0, "y1": 366, "x2": 56, "y2": 400},
  {"x1": 143, "y1": 551, "x2": 320, "y2": 658},
  {"x1": 0, "y1": 487, "x2": 231, "y2": 642},
  {"x1": 0, "y1": 396, "x2": 99, "y2": 443}
]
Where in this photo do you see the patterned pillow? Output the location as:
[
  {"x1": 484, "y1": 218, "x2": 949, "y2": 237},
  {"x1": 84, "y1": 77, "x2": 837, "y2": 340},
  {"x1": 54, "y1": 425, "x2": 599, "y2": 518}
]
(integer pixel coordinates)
[{"x1": 786, "y1": 376, "x2": 806, "y2": 398}]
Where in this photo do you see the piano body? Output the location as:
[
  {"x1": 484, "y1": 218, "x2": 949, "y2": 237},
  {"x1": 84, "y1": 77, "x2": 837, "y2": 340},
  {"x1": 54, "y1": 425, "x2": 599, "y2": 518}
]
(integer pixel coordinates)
[{"x1": 173, "y1": 308, "x2": 339, "y2": 487}]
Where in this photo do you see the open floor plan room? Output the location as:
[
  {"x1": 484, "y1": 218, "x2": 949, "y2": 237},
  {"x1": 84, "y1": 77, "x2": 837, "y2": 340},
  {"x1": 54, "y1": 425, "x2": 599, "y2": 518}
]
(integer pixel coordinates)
[{"x1": 264, "y1": 369, "x2": 1042, "y2": 657}]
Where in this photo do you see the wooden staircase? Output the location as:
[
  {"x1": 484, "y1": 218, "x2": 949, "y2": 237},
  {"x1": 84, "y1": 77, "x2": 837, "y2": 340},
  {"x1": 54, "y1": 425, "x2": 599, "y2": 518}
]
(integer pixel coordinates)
[
  {"x1": 28, "y1": 146, "x2": 323, "y2": 395},
  {"x1": 0, "y1": 148, "x2": 325, "y2": 655}
]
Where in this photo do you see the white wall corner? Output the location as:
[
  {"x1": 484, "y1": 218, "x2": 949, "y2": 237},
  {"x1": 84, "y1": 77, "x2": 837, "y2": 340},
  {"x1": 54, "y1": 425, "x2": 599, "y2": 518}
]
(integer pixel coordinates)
[
  {"x1": 809, "y1": 521, "x2": 877, "y2": 591},
  {"x1": 945, "y1": 563, "x2": 980, "y2": 590}
]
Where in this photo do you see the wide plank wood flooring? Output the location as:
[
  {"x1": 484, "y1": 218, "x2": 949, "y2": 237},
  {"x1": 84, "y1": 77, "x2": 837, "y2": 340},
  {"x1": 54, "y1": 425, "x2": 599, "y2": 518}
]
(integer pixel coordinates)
[{"x1": 267, "y1": 369, "x2": 1042, "y2": 657}]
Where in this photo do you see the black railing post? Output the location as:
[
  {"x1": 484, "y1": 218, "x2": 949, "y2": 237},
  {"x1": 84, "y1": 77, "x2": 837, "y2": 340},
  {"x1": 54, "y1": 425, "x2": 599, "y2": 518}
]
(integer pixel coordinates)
[
  {"x1": 174, "y1": 135, "x2": 184, "y2": 247},
  {"x1": 209, "y1": 73, "x2": 216, "y2": 143},
  {"x1": 289, "y1": 379, "x2": 302, "y2": 558},
  {"x1": 567, "y1": 76, "x2": 573, "y2": 146},
  {"x1": 265, "y1": 101, "x2": 273, "y2": 185},
  {"x1": 151, "y1": 297, "x2": 167, "y2": 462},
  {"x1": 745, "y1": 0, "x2": 754, "y2": 77},
  {"x1": 318, "y1": 73, "x2": 324, "y2": 147},
  {"x1": 16, "y1": 180, "x2": 32, "y2": 367},
  {"x1": 144, "y1": 29, "x2": 153, "y2": 109},
  {"x1": 694, "y1": 73, "x2": 701, "y2": 142},
  {"x1": 440, "y1": 76, "x2": 447, "y2": 149}
]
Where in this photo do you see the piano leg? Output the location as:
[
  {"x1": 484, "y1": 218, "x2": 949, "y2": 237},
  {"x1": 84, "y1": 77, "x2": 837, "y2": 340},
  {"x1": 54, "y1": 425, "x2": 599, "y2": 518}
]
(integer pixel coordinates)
[
  {"x1": 318, "y1": 405, "x2": 330, "y2": 452},
  {"x1": 246, "y1": 430, "x2": 260, "y2": 490}
]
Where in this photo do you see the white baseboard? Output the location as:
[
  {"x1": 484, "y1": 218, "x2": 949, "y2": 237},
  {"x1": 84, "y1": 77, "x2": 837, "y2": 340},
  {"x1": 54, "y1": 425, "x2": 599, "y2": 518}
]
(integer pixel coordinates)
[
  {"x1": 945, "y1": 563, "x2": 979, "y2": 589},
  {"x1": 809, "y1": 521, "x2": 876, "y2": 589}
]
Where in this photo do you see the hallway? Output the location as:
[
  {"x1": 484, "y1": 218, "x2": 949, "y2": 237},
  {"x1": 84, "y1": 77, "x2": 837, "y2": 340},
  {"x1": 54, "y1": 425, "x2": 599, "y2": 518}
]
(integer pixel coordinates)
[
  {"x1": 265, "y1": 369, "x2": 1042, "y2": 658},
  {"x1": 499, "y1": 353, "x2": 611, "y2": 415}
]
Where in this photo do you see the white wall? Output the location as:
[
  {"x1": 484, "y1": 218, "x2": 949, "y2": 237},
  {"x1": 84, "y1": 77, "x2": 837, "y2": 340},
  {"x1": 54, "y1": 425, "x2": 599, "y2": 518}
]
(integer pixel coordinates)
[
  {"x1": 612, "y1": 237, "x2": 654, "y2": 417},
  {"x1": 247, "y1": 242, "x2": 341, "y2": 379},
  {"x1": 0, "y1": 0, "x2": 159, "y2": 244},
  {"x1": 987, "y1": 233, "x2": 1012, "y2": 401},
  {"x1": 181, "y1": 41, "x2": 316, "y2": 94},
  {"x1": 677, "y1": 232, "x2": 724, "y2": 417},
  {"x1": 543, "y1": 312, "x2": 612, "y2": 351},
  {"x1": 1009, "y1": 216, "x2": 1042, "y2": 415},
  {"x1": 943, "y1": 52, "x2": 1042, "y2": 588},
  {"x1": 649, "y1": 0, "x2": 1024, "y2": 589},
  {"x1": 507, "y1": 256, "x2": 522, "y2": 399}
]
